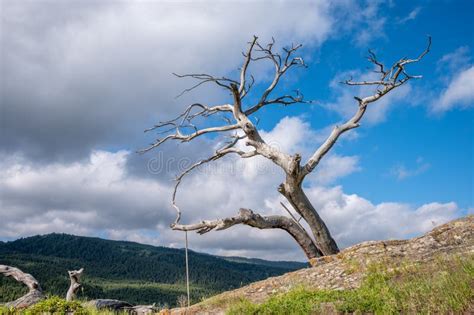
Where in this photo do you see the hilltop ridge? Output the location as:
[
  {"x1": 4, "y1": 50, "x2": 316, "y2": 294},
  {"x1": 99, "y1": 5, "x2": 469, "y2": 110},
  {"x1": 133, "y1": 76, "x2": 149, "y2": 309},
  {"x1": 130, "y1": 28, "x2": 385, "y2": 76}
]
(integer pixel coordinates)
[{"x1": 172, "y1": 215, "x2": 474, "y2": 314}]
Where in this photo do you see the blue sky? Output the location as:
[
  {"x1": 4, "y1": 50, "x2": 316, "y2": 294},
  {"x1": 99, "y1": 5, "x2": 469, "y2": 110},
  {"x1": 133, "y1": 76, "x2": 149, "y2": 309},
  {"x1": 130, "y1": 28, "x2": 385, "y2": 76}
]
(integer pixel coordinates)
[
  {"x1": 0, "y1": 0, "x2": 472, "y2": 261},
  {"x1": 248, "y1": 1, "x2": 474, "y2": 210}
]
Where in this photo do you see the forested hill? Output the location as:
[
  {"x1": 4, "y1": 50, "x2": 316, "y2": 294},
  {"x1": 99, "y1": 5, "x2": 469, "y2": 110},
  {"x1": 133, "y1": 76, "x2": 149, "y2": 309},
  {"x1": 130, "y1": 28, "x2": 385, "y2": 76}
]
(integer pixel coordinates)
[{"x1": 0, "y1": 233, "x2": 306, "y2": 306}]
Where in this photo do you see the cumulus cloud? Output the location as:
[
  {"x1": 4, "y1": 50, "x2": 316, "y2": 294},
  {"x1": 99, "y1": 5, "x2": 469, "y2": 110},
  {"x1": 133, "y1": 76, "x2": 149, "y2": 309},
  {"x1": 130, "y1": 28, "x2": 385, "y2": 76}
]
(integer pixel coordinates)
[
  {"x1": 0, "y1": 1, "x2": 467, "y2": 262},
  {"x1": 432, "y1": 66, "x2": 474, "y2": 113},
  {"x1": 0, "y1": 0, "x2": 333, "y2": 162},
  {"x1": 0, "y1": 150, "x2": 174, "y2": 238},
  {"x1": 0, "y1": 117, "x2": 462, "y2": 261},
  {"x1": 307, "y1": 186, "x2": 459, "y2": 248},
  {"x1": 0, "y1": 116, "x2": 360, "y2": 260}
]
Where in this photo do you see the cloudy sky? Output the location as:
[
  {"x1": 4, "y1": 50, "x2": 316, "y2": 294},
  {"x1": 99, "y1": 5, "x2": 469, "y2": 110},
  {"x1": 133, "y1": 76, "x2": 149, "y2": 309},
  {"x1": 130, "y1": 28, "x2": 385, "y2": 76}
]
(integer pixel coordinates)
[{"x1": 1, "y1": 0, "x2": 472, "y2": 261}]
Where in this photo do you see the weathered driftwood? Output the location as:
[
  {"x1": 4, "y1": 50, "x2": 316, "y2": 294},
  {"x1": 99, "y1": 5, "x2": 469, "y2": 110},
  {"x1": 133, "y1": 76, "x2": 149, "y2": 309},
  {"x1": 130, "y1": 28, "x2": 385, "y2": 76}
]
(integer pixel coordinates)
[
  {"x1": 66, "y1": 268, "x2": 84, "y2": 301},
  {"x1": 0, "y1": 264, "x2": 44, "y2": 308},
  {"x1": 141, "y1": 36, "x2": 431, "y2": 261}
]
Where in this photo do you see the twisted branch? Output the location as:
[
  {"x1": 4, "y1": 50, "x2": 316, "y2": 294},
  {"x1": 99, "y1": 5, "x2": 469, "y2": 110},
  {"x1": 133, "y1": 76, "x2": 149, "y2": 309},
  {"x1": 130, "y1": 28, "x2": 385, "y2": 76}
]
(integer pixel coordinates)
[
  {"x1": 172, "y1": 208, "x2": 322, "y2": 258},
  {"x1": 301, "y1": 36, "x2": 431, "y2": 178}
]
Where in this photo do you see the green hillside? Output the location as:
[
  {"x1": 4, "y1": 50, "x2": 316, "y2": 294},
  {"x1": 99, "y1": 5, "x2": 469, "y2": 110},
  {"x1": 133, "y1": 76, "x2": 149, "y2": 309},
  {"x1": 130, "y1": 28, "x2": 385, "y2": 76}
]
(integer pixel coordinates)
[{"x1": 0, "y1": 234, "x2": 306, "y2": 307}]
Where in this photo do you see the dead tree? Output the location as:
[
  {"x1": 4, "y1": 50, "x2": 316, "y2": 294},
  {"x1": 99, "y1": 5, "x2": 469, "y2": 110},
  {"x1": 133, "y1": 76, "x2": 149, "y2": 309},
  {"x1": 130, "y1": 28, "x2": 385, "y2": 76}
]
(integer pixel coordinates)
[
  {"x1": 66, "y1": 268, "x2": 84, "y2": 301},
  {"x1": 141, "y1": 36, "x2": 431, "y2": 262},
  {"x1": 0, "y1": 265, "x2": 44, "y2": 308}
]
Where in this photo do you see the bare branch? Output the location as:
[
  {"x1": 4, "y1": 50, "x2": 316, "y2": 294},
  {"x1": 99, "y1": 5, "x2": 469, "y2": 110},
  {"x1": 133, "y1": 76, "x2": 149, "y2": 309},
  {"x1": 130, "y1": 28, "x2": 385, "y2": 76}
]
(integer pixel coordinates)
[
  {"x1": 170, "y1": 135, "x2": 253, "y2": 226},
  {"x1": 172, "y1": 208, "x2": 322, "y2": 258},
  {"x1": 367, "y1": 49, "x2": 386, "y2": 76},
  {"x1": 239, "y1": 36, "x2": 258, "y2": 96},
  {"x1": 139, "y1": 123, "x2": 240, "y2": 154},
  {"x1": 302, "y1": 36, "x2": 431, "y2": 178},
  {"x1": 342, "y1": 79, "x2": 393, "y2": 86},
  {"x1": 173, "y1": 73, "x2": 238, "y2": 97},
  {"x1": 280, "y1": 201, "x2": 307, "y2": 234},
  {"x1": 144, "y1": 103, "x2": 233, "y2": 134},
  {"x1": 246, "y1": 90, "x2": 310, "y2": 115},
  {"x1": 252, "y1": 41, "x2": 305, "y2": 110},
  {"x1": 229, "y1": 84, "x2": 293, "y2": 173}
]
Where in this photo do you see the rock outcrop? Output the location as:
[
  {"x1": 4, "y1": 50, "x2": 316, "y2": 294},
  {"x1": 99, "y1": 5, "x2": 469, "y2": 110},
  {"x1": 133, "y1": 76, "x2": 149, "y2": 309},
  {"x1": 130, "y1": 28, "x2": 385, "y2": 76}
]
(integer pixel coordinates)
[{"x1": 171, "y1": 215, "x2": 473, "y2": 314}]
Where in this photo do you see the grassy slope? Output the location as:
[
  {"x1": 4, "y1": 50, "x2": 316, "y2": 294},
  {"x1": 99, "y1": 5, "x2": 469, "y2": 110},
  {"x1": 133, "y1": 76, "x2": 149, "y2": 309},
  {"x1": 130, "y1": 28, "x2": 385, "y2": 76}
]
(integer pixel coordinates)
[
  {"x1": 1, "y1": 254, "x2": 471, "y2": 314},
  {"x1": 226, "y1": 254, "x2": 474, "y2": 314}
]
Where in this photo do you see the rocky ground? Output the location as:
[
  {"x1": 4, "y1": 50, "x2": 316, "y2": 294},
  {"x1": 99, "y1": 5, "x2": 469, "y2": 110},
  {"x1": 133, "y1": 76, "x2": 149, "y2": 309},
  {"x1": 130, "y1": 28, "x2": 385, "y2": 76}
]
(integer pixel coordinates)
[{"x1": 162, "y1": 215, "x2": 473, "y2": 315}]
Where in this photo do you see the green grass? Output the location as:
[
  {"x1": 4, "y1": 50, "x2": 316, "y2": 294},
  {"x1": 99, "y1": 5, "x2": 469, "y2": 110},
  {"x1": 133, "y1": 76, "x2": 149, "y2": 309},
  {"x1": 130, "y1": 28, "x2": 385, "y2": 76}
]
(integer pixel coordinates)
[
  {"x1": 227, "y1": 254, "x2": 474, "y2": 315},
  {"x1": 1, "y1": 255, "x2": 472, "y2": 314},
  {"x1": 0, "y1": 296, "x2": 86, "y2": 315},
  {"x1": 0, "y1": 296, "x2": 150, "y2": 315}
]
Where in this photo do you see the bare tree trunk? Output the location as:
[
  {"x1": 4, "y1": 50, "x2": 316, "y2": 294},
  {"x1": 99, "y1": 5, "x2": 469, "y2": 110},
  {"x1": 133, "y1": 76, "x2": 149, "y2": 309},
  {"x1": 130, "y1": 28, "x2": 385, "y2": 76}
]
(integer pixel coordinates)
[
  {"x1": 66, "y1": 268, "x2": 84, "y2": 301},
  {"x1": 237, "y1": 209, "x2": 323, "y2": 259},
  {"x1": 0, "y1": 265, "x2": 44, "y2": 308},
  {"x1": 280, "y1": 181, "x2": 339, "y2": 256}
]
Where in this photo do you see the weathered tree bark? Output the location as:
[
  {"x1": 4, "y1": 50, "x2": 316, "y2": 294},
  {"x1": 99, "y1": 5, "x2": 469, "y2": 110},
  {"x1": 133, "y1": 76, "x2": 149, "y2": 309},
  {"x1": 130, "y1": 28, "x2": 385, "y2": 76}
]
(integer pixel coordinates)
[
  {"x1": 0, "y1": 265, "x2": 44, "y2": 308},
  {"x1": 141, "y1": 36, "x2": 431, "y2": 262},
  {"x1": 66, "y1": 268, "x2": 84, "y2": 301},
  {"x1": 279, "y1": 179, "x2": 339, "y2": 256}
]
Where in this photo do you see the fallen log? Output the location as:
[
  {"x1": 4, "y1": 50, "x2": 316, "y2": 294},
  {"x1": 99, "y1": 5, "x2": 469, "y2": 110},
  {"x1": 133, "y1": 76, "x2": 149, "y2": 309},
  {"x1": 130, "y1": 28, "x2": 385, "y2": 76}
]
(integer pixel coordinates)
[{"x1": 0, "y1": 265, "x2": 44, "y2": 308}]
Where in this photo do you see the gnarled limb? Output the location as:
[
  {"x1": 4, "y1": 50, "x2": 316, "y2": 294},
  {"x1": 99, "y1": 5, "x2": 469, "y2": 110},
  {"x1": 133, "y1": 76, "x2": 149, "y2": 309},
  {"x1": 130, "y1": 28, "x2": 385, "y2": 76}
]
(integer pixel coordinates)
[
  {"x1": 172, "y1": 208, "x2": 322, "y2": 259},
  {"x1": 0, "y1": 265, "x2": 44, "y2": 308},
  {"x1": 66, "y1": 268, "x2": 84, "y2": 301}
]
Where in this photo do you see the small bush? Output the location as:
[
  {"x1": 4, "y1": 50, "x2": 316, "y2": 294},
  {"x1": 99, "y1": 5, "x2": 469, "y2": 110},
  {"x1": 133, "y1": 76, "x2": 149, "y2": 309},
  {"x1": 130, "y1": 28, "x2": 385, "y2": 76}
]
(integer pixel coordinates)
[
  {"x1": 0, "y1": 305, "x2": 16, "y2": 315},
  {"x1": 27, "y1": 296, "x2": 85, "y2": 314}
]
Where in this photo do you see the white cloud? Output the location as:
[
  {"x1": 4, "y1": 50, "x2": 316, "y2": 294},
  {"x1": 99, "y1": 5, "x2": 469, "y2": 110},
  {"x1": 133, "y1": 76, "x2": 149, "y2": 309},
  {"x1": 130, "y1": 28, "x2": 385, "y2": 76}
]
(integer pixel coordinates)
[
  {"x1": 437, "y1": 46, "x2": 471, "y2": 73},
  {"x1": 0, "y1": 150, "x2": 174, "y2": 237},
  {"x1": 0, "y1": 0, "x2": 333, "y2": 161},
  {"x1": 306, "y1": 186, "x2": 459, "y2": 248},
  {"x1": 312, "y1": 154, "x2": 360, "y2": 185},
  {"x1": 432, "y1": 66, "x2": 474, "y2": 113},
  {"x1": 398, "y1": 7, "x2": 422, "y2": 24},
  {"x1": 0, "y1": 1, "x2": 467, "y2": 263},
  {"x1": 327, "y1": 1, "x2": 388, "y2": 47},
  {"x1": 390, "y1": 157, "x2": 431, "y2": 180},
  {"x1": 0, "y1": 117, "x2": 463, "y2": 261}
]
